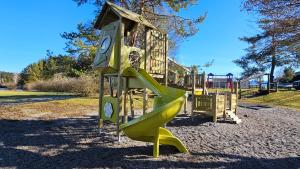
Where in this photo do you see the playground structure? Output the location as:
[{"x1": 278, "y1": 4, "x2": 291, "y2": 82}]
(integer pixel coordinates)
[
  {"x1": 93, "y1": 1, "x2": 243, "y2": 158},
  {"x1": 189, "y1": 71, "x2": 241, "y2": 123},
  {"x1": 94, "y1": 2, "x2": 187, "y2": 158},
  {"x1": 207, "y1": 73, "x2": 234, "y2": 92},
  {"x1": 239, "y1": 72, "x2": 278, "y2": 98},
  {"x1": 171, "y1": 70, "x2": 235, "y2": 94}
]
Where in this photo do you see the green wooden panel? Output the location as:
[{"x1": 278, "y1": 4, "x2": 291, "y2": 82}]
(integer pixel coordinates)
[{"x1": 102, "y1": 96, "x2": 118, "y2": 123}]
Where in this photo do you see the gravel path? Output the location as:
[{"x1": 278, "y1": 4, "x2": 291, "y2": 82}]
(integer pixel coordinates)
[{"x1": 0, "y1": 102, "x2": 299, "y2": 169}]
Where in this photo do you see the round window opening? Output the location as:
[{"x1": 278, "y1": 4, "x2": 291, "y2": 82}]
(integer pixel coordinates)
[{"x1": 100, "y1": 35, "x2": 111, "y2": 54}]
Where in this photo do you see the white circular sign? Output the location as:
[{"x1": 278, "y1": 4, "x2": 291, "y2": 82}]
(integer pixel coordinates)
[{"x1": 104, "y1": 102, "x2": 113, "y2": 118}]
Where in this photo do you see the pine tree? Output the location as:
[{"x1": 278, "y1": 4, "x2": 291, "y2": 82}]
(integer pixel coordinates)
[{"x1": 235, "y1": 0, "x2": 300, "y2": 82}]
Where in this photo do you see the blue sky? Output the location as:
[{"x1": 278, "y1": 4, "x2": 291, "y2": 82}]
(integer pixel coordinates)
[{"x1": 0, "y1": 0, "x2": 258, "y2": 77}]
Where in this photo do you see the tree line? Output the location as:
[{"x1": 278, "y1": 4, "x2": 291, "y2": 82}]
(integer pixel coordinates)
[
  {"x1": 0, "y1": 71, "x2": 15, "y2": 85},
  {"x1": 18, "y1": 0, "x2": 299, "y2": 87},
  {"x1": 19, "y1": 0, "x2": 206, "y2": 86},
  {"x1": 19, "y1": 50, "x2": 95, "y2": 85}
]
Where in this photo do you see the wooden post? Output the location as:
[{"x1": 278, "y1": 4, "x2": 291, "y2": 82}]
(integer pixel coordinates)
[
  {"x1": 191, "y1": 70, "x2": 196, "y2": 119},
  {"x1": 129, "y1": 90, "x2": 135, "y2": 117},
  {"x1": 184, "y1": 93, "x2": 187, "y2": 114},
  {"x1": 223, "y1": 93, "x2": 227, "y2": 120},
  {"x1": 164, "y1": 34, "x2": 168, "y2": 86},
  {"x1": 212, "y1": 94, "x2": 217, "y2": 123},
  {"x1": 143, "y1": 28, "x2": 150, "y2": 115},
  {"x1": 202, "y1": 72, "x2": 206, "y2": 95},
  {"x1": 267, "y1": 74, "x2": 270, "y2": 94},
  {"x1": 237, "y1": 81, "x2": 241, "y2": 99},
  {"x1": 123, "y1": 77, "x2": 128, "y2": 123},
  {"x1": 276, "y1": 82, "x2": 279, "y2": 92},
  {"x1": 229, "y1": 92, "x2": 233, "y2": 111},
  {"x1": 98, "y1": 72, "x2": 104, "y2": 130},
  {"x1": 109, "y1": 77, "x2": 114, "y2": 96},
  {"x1": 116, "y1": 20, "x2": 125, "y2": 141},
  {"x1": 116, "y1": 75, "x2": 123, "y2": 140},
  {"x1": 235, "y1": 82, "x2": 239, "y2": 115}
]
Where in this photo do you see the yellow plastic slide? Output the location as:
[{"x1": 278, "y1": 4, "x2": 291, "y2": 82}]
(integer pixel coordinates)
[{"x1": 120, "y1": 67, "x2": 188, "y2": 157}]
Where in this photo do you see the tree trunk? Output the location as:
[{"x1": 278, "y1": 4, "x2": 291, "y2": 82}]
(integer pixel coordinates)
[
  {"x1": 270, "y1": 34, "x2": 276, "y2": 83},
  {"x1": 270, "y1": 54, "x2": 276, "y2": 83}
]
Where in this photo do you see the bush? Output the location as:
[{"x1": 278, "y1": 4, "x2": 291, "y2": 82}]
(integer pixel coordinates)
[
  {"x1": 5, "y1": 83, "x2": 17, "y2": 90},
  {"x1": 71, "y1": 75, "x2": 99, "y2": 97},
  {"x1": 25, "y1": 74, "x2": 99, "y2": 97}
]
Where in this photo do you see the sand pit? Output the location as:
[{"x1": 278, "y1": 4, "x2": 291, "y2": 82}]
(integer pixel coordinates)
[{"x1": 0, "y1": 102, "x2": 299, "y2": 169}]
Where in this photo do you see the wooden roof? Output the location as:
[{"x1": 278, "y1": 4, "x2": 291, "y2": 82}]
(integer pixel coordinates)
[{"x1": 94, "y1": 1, "x2": 156, "y2": 30}]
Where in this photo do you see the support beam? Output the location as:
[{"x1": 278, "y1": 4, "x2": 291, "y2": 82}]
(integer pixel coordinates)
[
  {"x1": 116, "y1": 74, "x2": 123, "y2": 141},
  {"x1": 164, "y1": 34, "x2": 168, "y2": 86},
  {"x1": 202, "y1": 72, "x2": 206, "y2": 95},
  {"x1": 212, "y1": 94, "x2": 217, "y2": 123},
  {"x1": 267, "y1": 74, "x2": 270, "y2": 94},
  {"x1": 143, "y1": 28, "x2": 150, "y2": 115},
  {"x1": 191, "y1": 70, "x2": 196, "y2": 119},
  {"x1": 98, "y1": 72, "x2": 104, "y2": 130},
  {"x1": 238, "y1": 81, "x2": 241, "y2": 99},
  {"x1": 143, "y1": 90, "x2": 148, "y2": 115},
  {"x1": 123, "y1": 77, "x2": 128, "y2": 123},
  {"x1": 109, "y1": 77, "x2": 113, "y2": 96},
  {"x1": 223, "y1": 93, "x2": 227, "y2": 119},
  {"x1": 116, "y1": 20, "x2": 125, "y2": 141},
  {"x1": 184, "y1": 95, "x2": 187, "y2": 114},
  {"x1": 129, "y1": 90, "x2": 135, "y2": 117}
]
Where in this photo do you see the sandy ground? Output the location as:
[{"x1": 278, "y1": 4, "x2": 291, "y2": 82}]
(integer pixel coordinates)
[{"x1": 0, "y1": 101, "x2": 299, "y2": 169}]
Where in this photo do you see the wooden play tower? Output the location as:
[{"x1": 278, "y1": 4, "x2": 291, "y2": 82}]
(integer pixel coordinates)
[{"x1": 94, "y1": 2, "x2": 168, "y2": 139}]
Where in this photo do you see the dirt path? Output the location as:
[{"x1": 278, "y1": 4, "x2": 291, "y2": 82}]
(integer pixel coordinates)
[{"x1": 0, "y1": 102, "x2": 299, "y2": 169}]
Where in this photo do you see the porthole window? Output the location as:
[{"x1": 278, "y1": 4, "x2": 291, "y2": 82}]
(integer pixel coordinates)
[{"x1": 100, "y1": 35, "x2": 111, "y2": 54}]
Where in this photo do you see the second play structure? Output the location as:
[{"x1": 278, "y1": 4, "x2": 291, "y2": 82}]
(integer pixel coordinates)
[
  {"x1": 189, "y1": 71, "x2": 241, "y2": 124},
  {"x1": 207, "y1": 73, "x2": 234, "y2": 92},
  {"x1": 93, "y1": 2, "x2": 188, "y2": 158}
]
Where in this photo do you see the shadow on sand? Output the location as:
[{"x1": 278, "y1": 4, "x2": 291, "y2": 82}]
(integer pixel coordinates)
[
  {"x1": 238, "y1": 103, "x2": 273, "y2": 110},
  {"x1": 1, "y1": 117, "x2": 299, "y2": 169},
  {"x1": 167, "y1": 114, "x2": 213, "y2": 127}
]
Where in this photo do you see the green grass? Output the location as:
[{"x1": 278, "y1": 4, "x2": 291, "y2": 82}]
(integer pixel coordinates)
[
  {"x1": 0, "y1": 90, "x2": 98, "y2": 119},
  {"x1": 0, "y1": 90, "x2": 75, "y2": 103},
  {"x1": 0, "y1": 90, "x2": 153, "y2": 120},
  {"x1": 241, "y1": 89, "x2": 300, "y2": 110},
  {"x1": 0, "y1": 90, "x2": 71, "y2": 96}
]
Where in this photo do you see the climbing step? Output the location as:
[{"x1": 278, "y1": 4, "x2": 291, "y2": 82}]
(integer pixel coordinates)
[{"x1": 225, "y1": 111, "x2": 242, "y2": 124}]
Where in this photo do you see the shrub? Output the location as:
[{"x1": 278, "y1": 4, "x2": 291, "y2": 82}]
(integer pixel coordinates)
[
  {"x1": 25, "y1": 74, "x2": 99, "y2": 97},
  {"x1": 5, "y1": 83, "x2": 17, "y2": 90}
]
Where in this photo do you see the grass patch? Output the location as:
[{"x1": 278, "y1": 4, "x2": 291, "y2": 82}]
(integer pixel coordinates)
[
  {"x1": 0, "y1": 90, "x2": 75, "y2": 104},
  {"x1": 0, "y1": 90, "x2": 98, "y2": 119},
  {"x1": 0, "y1": 90, "x2": 71, "y2": 97},
  {"x1": 241, "y1": 90, "x2": 300, "y2": 110},
  {"x1": 0, "y1": 90, "x2": 153, "y2": 120}
]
